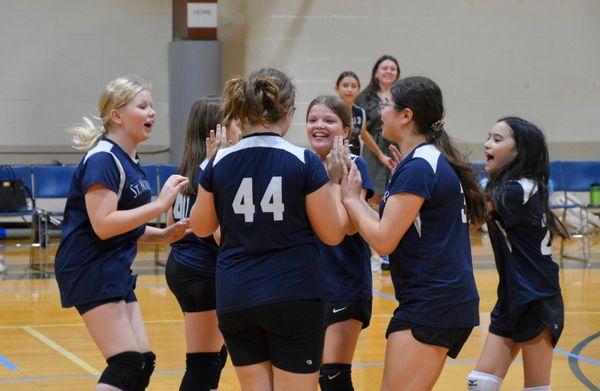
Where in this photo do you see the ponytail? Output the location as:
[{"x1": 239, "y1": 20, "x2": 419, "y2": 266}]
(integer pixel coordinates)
[
  {"x1": 222, "y1": 68, "x2": 295, "y2": 133},
  {"x1": 68, "y1": 116, "x2": 106, "y2": 150}
]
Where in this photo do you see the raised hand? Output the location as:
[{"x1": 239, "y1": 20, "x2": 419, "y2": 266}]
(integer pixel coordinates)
[
  {"x1": 157, "y1": 174, "x2": 189, "y2": 211},
  {"x1": 162, "y1": 219, "x2": 192, "y2": 243},
  {"x1": 205, "y1": 124, "x2": 231, "y2": 160},
  {"x1": 388, "y1": 144, "x2": 402, "y2": 171},
  {"x1": 326, "y1": 136, "x2": 347, "y2": 184},
  {"x1": 341, "y1": 160, "x2": 363, "y2": 204}
]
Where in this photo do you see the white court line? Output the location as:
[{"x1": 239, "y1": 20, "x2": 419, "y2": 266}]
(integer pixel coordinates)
[{"x1": 21, "y1": 326, "x2": 99, "y2": 375}]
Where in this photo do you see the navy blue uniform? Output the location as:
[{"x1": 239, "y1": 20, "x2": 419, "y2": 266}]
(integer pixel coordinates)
[
  {"x1": 319, "y1": 155, "x2": 373, "y2": 303},
  {"x1": 380, "y1": 143, "x2": 479, "y2": 328},
  {"x1": 487, "y1": 179, "x2": 563, "y2": 344},
  {"x1": 55, "y1": 138, "x2": 151, "y2": 309},
  {"x1": 169, "y1": 162, "x2": 218, "y2": 277},
  {"x1": 201, "y1": 132, "x2": 330, "y2": 373},
  {"x1": 349, "y1": 105, "x2": 365, "y2": 156},
  {"x1": 200, "y1": 132, "x2": 329, "y2": 315},
  {"x1": 166, "y1": 161, "x2": 221, "y2": 313}
]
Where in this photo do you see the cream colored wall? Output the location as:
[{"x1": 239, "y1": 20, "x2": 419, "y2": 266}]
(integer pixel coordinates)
[
  {"x1": 0, "y1": 0, "x2": 171, "y2": 163},
  {"x1": 218, "y1": 0, "x2": 600, "y2": 159},
  {"x1": 0, "y1": 0, "x2": 598, "y2": 163}
]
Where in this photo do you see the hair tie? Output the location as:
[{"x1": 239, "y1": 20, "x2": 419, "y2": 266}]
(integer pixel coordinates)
[{"x1": 431, "y1": 120, "x2": 444, "y2": 133}]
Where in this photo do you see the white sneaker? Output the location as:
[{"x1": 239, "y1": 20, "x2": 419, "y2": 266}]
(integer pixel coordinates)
[
  {"x1": 0, "y1": 262, "x2": 6, "y2": 273},
  {"x1": 370, "y1": 255, "x2": 382, "y2": 275}
]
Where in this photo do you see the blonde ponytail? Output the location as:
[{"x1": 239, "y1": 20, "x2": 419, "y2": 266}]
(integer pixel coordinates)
[{"x1": 68, "y1": 116, "x2": 106, "y2": 150}]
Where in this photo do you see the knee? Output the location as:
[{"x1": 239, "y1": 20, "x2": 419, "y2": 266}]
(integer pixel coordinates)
[
  {"x1": 180, "y1": 351, "x2": 223, "y2": 391},
  {"x1": 132, "y1": 351, "x2": 156, "y2": 391},
  {"x1": 319, "y1": 363, "x2": 353, "y2": 391},
  {"x1": 99, "y1": 351, "x2": 145, "y2": 391},
  {"x1": 466, "y1": 370, "x2": 502, "y2": 391}
]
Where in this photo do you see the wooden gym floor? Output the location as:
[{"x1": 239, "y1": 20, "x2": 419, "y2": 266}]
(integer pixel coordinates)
[{"x1": 0, "y1": 235, "x2": 598, "y2": 390}]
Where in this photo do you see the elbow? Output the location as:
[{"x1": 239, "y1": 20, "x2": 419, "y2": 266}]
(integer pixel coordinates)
[
  {"x1": 319, "y1": 230, "x2": 345, "y2": 246},
  {"x1": 190, "y1": 221, "x2": 213, "y2": 238},
  {"x1": 93, "y1": 225, "x2": 113, "y2": 241},
  {"x1": 190, "y1": 214, "x2": 217, "y2": 238},
  {"x1": 371, "y1": 241, "x2": 394, "y2": 257}
]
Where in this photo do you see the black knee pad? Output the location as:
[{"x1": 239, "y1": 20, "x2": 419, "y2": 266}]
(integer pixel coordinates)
[
  {"x1": 319, "y1": 363, "x2": 353, "y2": 391},
  {"x1": 99, "y1": 351, "x2": 145, "y2": 391},
  {"x1": 180, "y1": 351, "x2": 222, "y2": 391},
  {"x1": 210, "y1": 345, "x2": 228, "y2": 389},
  {"x1": 132, "y1": 351, "x2": 156, "y2": 391}
]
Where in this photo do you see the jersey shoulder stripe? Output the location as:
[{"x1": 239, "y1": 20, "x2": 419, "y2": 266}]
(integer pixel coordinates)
[
  {"x1": 412, "y1": 144, "x2": 441, "y2": 174},
  {"x1": 515, "y1": 178, "x2": 538, "y2": 205},
  {"x1": 83, "y1": 140, "x2": 126, "y2": 198},
  {"x1": 213, "y1": 135, "x2": 306, "y2": 166}
]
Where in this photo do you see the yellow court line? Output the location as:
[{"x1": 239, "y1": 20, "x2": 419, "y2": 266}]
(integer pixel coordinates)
[{"x1": 21, "y1": 326, "x2": 99, "y2": 375}]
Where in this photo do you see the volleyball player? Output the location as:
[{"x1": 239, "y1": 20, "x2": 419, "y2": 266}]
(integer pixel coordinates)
[
  {"x1": 340, "y1": 76, "x2": 486, "y2": 390},
  {"x1": 306, "y1": 95, "x2": 374, "y2": 391},
  {"x1": 54, "y1": 76, "x2": 190, "y2": 391},
  {"x1": 335, "y1": 71, "x2": 366, "y2": 157},
  {"x1": 165, "y1": 97, "x2": 242, "y2": 390},
  {"x1": 190, "y1": 68, "x2": 348, "y2": 391},
  {"x1": 467, "y1": 117, "x2": 568, "y2": 391}
]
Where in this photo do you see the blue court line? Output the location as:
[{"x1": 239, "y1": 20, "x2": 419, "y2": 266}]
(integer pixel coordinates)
[
  {"x1": 0, "y1": 355, "x2": 17, "y2": 371},
  {"x1": 567, "y1": 331, "x2": 600, "y2": 390},
  {"x1": 555, "y1": 347, "x2": 600, "y2": 367},
  {"x1": 372, "y1": 289, "x2": 396, "y2": 301}
]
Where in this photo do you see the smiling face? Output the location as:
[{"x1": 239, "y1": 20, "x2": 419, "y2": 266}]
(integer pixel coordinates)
[
  {"x1": 335, "y1": 76, "x2": 360, "y2": 106},
  {"x1": 112, "y1": 89, "x2": 156, "y2": 144},
  {"x1": 306, "y1": 104, "x2": 349, "y2": 159},
  {"x1": 484, "y1": 121, "x2": 518, "y2": 174},
  {"x1": 375, "y1": 59, "x2": 399, "y2": 90}
]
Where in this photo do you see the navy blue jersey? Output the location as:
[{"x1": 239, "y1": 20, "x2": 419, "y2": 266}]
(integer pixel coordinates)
[
  {"x1": 55, "y1": 138, "x2": 152, "y2": 307},
  {"x1": 200, "y1": 132, "x2": 330, "y2": 314},
  {"x1": 319, "y1": 155, "x2": 374, "y2": 302},
  {"x1": 169, "y1": 161, "x2": 218, "y2": 277},
  {"x1": 380, "y1": 143, "x2": 479, "y2": 328},
  {"x1": 349, "y1": 105, "x2": 365, "y2": 156},
  {"x1": 487, "y1": 179, "x2": 561, "y2": 325}
]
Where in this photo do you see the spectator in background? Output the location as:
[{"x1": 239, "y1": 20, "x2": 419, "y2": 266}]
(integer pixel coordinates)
[{"x1": 355, "y1": 55, "x2": 400, "y2": 205}]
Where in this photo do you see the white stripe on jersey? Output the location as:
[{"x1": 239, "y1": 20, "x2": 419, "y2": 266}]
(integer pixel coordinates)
[
  {"x1": 516, "y1": 178, "x2": 538, "y2": 205},
  {"x1": 83, "y1": 140, "x2": 126, "y2": 199},
  {"x1": 213, "y1": 135, "x2": 306, "y2": 166},
  {"x1": 413, "y1": 144, "x2": 441, "y2": 174},
  {"x1": 199, "y1": 159, "x2": 209, "y2": 170},
  {"x1": 414, "y1": 213, "x2": 422, "y2": 237}
]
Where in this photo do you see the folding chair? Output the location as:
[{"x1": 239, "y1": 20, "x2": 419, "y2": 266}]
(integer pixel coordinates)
[
  {"x1": 551, "y1": 161, "x2": 600, "y2": 263},
  {"x1": 0, "y1": 165, "x2": 39, "y2": 268},
  {"x1": 31, "y1": 165, "x2": 77, "y2": 269}
]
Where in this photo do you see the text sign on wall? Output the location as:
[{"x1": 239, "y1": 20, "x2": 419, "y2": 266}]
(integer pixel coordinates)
[{"x1": 187, "y1": 3, "x2": 218, "y2": 28}]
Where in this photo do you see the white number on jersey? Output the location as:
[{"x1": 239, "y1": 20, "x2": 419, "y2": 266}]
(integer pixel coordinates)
[
  {"x1": 173, "y1": 194, "x2": 190, "y2": 220},
  {"x1": 232, "y1": 176, "x2": 284, "y2": 222},
  {"x1": 232, "y1": 177, "x2": 256, "y2": 222},
  {"x1": 540, "y1": 229, "x2": 552, "y2": 255},
  {"x1": 260, "y1": 176, "x2": 284, "y2": 221},
  {"x1": 540, "y1": 214, "x2": 552, "y2": 255},
  {"x1": 459, "y1": 183, "x2": 467, "y2": 223}
]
